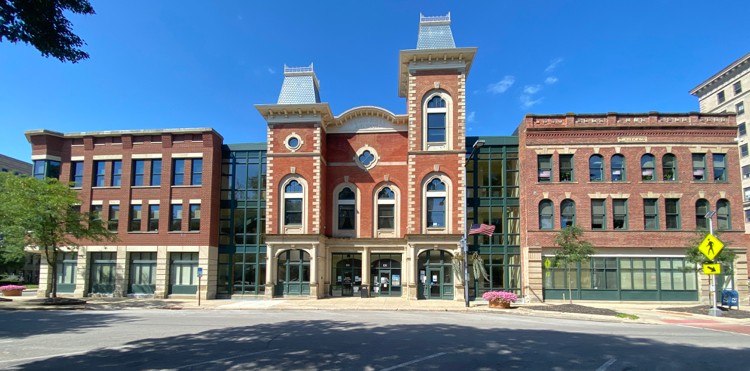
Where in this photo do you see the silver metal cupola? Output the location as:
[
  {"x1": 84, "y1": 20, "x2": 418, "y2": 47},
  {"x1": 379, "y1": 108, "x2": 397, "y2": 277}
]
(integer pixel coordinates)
[
  {"x1": 277, "y1": 64, "x2": 321, "y2": 104},
  {"x1": 416, "y1": 12, "x2": 456, "y2": 49}
]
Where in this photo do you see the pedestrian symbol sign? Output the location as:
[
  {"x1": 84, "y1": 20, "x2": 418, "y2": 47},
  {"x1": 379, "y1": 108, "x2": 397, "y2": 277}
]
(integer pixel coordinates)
[
  {"x1": 698, "y1": 234, "x2": 724, "y2": 261},
  {"x1": 702, "y1": 263, "x2": 721, "y2": 275}
]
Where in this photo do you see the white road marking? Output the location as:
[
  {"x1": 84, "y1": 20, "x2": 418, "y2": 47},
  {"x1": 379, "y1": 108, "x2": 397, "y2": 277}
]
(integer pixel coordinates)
[
  {"x1": 175, "y1": 348, "x2": 279, "y2": 369},
  {"x1": 596, "y1": 358, "x2": 617, "y2": 371},
  {"x1": 381, "y1": 352, "x2": 448, "y2": 371}
]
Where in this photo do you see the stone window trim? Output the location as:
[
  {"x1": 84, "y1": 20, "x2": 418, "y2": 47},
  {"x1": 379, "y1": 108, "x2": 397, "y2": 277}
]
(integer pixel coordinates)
[
  {"x1": 284, "y1": 133, "x2": 303, "y2": 152},
  {"x1": 422, "y1": 90, "x2": 454, "y2": 151},
  {"x1": 353, "y1": 145, "x2": 379, "y2": 171},
  {"x1": 374, "y1": 183, "x2": 400, "y2": 238},
  {"x1": 422, "y1": 173, "x2": 452, "y2": 233},
  {"x1": 333, "y1": 182, "x2": 359, "y2": 238},
  {"x1": 280, "y1": 175, "x2": 308, "y2": 234}
]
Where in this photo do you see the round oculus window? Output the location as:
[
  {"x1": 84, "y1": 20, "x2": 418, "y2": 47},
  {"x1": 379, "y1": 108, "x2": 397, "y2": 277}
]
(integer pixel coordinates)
[
  {"x1": 359, "y1": 150, "x2": 375, "y2": 167},
  {"x1": 287, "y1": 137, "x2": 300, "y2": 149}
]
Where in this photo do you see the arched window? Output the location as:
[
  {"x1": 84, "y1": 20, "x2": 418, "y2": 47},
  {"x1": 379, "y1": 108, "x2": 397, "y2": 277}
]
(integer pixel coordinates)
[
  {"x1": 611, "y1": 154, "x2": 626, "y2": 181},
  {"x1": 423, "y1": 93, "x2": 452, "y2": 150},
  {"x1": 662, "y1": 154, "x2": 677, "y2": 181},
  {"x1": 560, "y1": 199, "x2": 576, "y2": 227},
  {"x1": 695, "y1": 199, "x2": 709, "y2": 229},
  {"x1": 717, "y1": 199, "x2": 730, "y2": 230},
  {"x1": 284, "y1": 180, "x2": 303, "y2": 226},
  {"x1": 377, "y1": 187, "x2": 395, "y2": 230},
  {"x1": 426, "y1": 178, "x2": 447, "y2": 229},
  {"x1": 589, "y1": 155, "x2": 604, "y2": 182},
  {"x1": 338, "y1": 187, "x2": 355, "y2": 231},
  {"x1": 641, "y1": 154, "x2": 655, "y2": 181},
  {"x1": 539, "y1": 200, "x2": 553, "y2": 230}
]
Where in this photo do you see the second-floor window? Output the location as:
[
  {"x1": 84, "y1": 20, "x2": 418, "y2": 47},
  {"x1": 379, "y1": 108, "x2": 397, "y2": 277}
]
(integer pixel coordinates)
[
  {"x1": 591, "y1": 199, "x2": 605, "y2": 230},
  {"x1": 377, "y1": 187, "x2": 396, "y2": 230},
  {"x1": 337, "y1": 187, "x2": 355, "y2": 231},
  {"x1": 613, "y1": 199, "x2": 628, "y2": 230},
  {"x1": 151, "y1": 159, "x2": 162, "y2": 186},
  {"x1": 644, "y1": 199, "x2": 658, "y2": 230},
  {"x1": 665, "y1": 199, "x2": 680, "y2": 230},
  {"x1": 426, "y1": 178, "x2": 446, "y2": 228},
  {"x1": 128, "y1": 205, "x2": 142, "y2": 232},
  {"x1": 170, "y1": 204, "x2": 183, "y2": 231},
  {"x1": 695, "y1": 199, "x2": 709, "y2": 229},
  {"x1": 284, "y1": 180, "x2": 303, "y2": 226},
  {"x1": 189, "y1": 204, "x2": 201, "y2": 231},
  {"x1": 539, "y1": 200, "x2": 553, "y2": 230},
  {"x1": 717, "y1": 199, "x2": 730, "y2": 230},
  {"x1": 108, "y1": 205, "x2": 120, "y2": 232},
  {"x1": 148, "y1": 205, "x2": 159, "y2": 232},
  {"x1": 560, "y1": 199, "x2": 575, "y2": 227}
]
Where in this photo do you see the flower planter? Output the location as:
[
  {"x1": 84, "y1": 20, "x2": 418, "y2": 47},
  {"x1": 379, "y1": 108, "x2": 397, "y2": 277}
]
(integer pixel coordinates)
[
  {"x1": 1, "y1": 289, "x2": 23, "y2": 297},
  {"x1": 489, "y1": 299, "x2": 511, "y2": 309}
]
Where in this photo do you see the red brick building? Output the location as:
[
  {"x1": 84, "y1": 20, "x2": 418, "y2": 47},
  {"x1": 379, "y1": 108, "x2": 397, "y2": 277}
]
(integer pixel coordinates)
[
  {"x1": 518, "y1": 112, "x2": 748, "y2": 303},
  {"x1": 25, "y1": 128, "x2": 223, "y2": 299},
  {"x1": 255, "y1": 14, "x2": 476, "y2": 299}
]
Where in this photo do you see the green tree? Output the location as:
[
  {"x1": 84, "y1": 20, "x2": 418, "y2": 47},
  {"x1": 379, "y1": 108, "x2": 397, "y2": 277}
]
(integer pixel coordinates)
[
  {"x1": 553, "y1": 225, "x2": 595, "y2": 303},
  {"x1": 0, "y1": 172, "x2": 114, "y2": 298},
  {"x1": 0, "y1": 0, "x2": 95, "y2": 63}
]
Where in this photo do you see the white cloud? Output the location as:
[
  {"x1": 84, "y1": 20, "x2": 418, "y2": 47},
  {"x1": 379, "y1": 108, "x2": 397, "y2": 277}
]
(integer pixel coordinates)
[
  {"x1": 267, "y1": 67, "x2": 276, "y2": 74},
  {"x1": 520, "y1": 95, "x2": 543, "y2": 108},
  {"x1": 545, "y1": 57, "x2": 563, "y2": 73},
  {"x1": 487, "y1": 75, "x2": 515, "y2": 94},
  {"x1": 467, "y1": 111, "x2": 476, "y2": 123},
  {"x1": 545, "y1": 76, "x2": 558, "y2": 85},
  {"x1": 523, "y1": 84, "x2": 541, "y2": 95}
]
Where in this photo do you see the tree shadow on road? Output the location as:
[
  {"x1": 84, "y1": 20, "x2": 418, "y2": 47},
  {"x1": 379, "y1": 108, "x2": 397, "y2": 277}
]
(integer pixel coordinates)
[
  {"x1": 0, "y1": 311, "x2": 138, "y2": 340},
  {"x1": 9, "y1": 318, "x2": 748, "y2": 370}
]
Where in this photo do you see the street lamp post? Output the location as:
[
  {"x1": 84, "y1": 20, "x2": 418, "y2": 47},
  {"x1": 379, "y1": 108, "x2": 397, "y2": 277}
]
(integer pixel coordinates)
[
  {"x1": 464, "y1": 139, "x2": 485, "y2": 308},
  {"x1": 704, "y1": 210, "x2": 721, "y2": 317}
]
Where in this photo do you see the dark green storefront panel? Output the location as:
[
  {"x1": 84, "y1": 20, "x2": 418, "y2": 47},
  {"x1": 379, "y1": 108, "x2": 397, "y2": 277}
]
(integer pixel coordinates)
[
  {"x1": 90, "y1": 284, "x2": 115, "y2": 294},
  {"x1": 57, "y1": 284, "x2": 76, "y2": 293},
  {"x1": 171, "y1": 285, "x2": 197, "y2": 295},
  {"x1": 580, "y1": 290, "x2": 619, "y2": 300},
  {"x1": 621, "y1": 291, "x2": 659, "y2": 301},
  {"x1": 659, "y1": 291, "x2": 698, "y2": 301},
  {"x1": 130, "y1": 284, "x2": 156, "y2": 294},
  {"x1": 544, "y1": 289, "x2": 579, "y2": 300}
]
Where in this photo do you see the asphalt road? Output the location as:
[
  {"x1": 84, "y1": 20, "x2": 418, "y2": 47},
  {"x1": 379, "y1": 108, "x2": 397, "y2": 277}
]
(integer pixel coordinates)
[{"x1": 0, "y1": 309, "x2": 748, "y2": 370}]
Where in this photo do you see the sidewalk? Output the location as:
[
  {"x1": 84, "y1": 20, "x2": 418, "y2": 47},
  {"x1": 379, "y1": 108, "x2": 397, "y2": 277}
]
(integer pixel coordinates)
[{"x1": 2, "y1": 292, "x2": 749, "y2": 326}]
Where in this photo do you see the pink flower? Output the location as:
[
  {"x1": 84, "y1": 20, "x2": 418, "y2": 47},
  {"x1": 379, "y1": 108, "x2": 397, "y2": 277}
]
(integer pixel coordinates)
[
  {"x1": 0, "y1": 285, "x2": 26, "y2": 291},
  {"x1": 481, "y1": 291, "x2": 517, "y2": 303}
]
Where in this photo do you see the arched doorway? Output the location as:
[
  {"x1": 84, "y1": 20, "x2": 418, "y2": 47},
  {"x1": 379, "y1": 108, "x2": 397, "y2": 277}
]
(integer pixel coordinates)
[
  {"x1": 331, "y1": 253, "x2": 362, "y2": 297},
  {"x1": 370, "y1": 255, "x2": 401, "y2": 297},
  {"x1": 275, "y1": 249, "x2": 310, "y2": 296},
  {"x1": 417, "y1": 250, "x2": 454, "y2": 300}
]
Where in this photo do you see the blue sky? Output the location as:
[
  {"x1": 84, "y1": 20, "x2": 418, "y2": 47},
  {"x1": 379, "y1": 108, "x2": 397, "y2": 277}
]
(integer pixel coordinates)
[{"x1": 1, "y1": 1, "x2": 748, "y2": 162}]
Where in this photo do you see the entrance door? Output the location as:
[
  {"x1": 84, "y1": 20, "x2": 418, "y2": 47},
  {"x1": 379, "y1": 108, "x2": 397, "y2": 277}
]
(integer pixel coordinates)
[{"x1": 428, "y1": 268, "x2": 442, "y2": 298}]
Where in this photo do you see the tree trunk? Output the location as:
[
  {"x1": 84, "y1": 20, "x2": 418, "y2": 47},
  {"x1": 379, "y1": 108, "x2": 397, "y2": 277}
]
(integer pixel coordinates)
[{"x1": 45, "y1": 246, "x2": 58, "y2": 298}]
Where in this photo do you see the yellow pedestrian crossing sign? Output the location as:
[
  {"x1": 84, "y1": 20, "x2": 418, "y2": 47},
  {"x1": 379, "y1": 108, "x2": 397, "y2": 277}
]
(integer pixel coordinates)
[
  {"x1": 702, "y1": 264, "x2": 721, "y2": 275},
  {"x1": 698, "y1": 234, "x2": 724, "y2": 261}
]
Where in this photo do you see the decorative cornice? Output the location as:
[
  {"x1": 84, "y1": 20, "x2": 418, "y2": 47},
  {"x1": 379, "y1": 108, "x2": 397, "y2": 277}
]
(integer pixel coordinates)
[{"x1": 397, "y1": 47, "x2": 477, "y2": 98}]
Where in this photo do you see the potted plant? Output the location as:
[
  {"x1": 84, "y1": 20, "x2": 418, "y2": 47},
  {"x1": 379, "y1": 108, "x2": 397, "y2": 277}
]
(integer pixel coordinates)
[
  {"x1": 482, "y1": 290, "x2": 518, "y2": 308},
  {"x1": 0, "y1": 284, "x2": 26, "y2": 297}
]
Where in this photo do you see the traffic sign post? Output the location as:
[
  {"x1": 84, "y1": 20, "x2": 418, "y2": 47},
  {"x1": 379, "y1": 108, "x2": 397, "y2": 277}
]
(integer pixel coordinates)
[
  {"x1": 197, "y1": 267, "x2": 204, "y2": 307},
  {"x1": 702, "y1": 211, "x2": 722, "y2": 317}
]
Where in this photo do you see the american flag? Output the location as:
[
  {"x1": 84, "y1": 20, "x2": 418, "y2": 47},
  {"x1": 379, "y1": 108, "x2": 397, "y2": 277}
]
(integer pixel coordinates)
[{"x1": 469, "y1": 223, "x2": 495, "y2": 236}]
